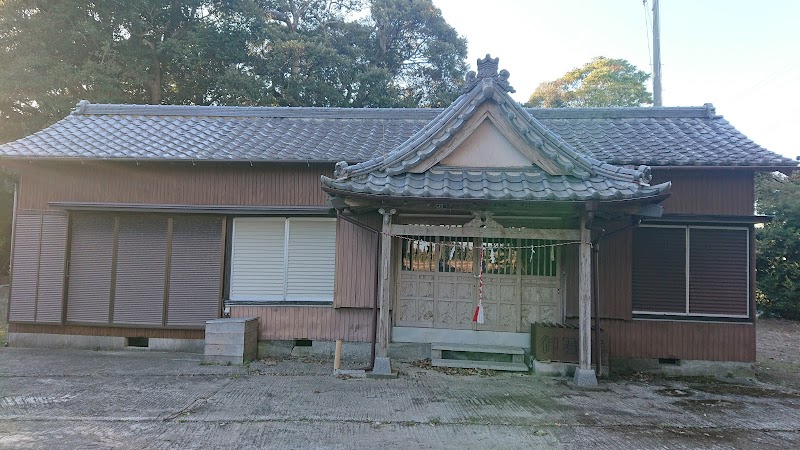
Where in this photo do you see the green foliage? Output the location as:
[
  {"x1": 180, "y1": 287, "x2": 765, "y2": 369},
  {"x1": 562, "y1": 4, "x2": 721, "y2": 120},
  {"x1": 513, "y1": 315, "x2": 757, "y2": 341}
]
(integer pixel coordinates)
[
  {"x1": 0, "y1": 0, "x2": 467, "y2": 144},
  {"x1": 756, "y1": 172, "x2": 800, "y2": 320},
  {"x1": 525, "y1": 57, "x2": 652, "y2": 108}
]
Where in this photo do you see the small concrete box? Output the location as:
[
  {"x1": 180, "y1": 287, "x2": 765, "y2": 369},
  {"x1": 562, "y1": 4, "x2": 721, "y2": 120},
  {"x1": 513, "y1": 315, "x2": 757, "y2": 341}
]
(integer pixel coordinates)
[{"x1": 204, "y1": 317, "x2": 259, "y2": 364}]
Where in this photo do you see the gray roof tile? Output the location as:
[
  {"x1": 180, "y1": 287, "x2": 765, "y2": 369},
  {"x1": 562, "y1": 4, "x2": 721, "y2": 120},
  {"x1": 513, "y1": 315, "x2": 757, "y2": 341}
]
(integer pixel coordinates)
[
  {"x1": 0, "y1": 101, "x2": 794, "y2": 168},
  {"x1": 321, "y1": 168, "x2": 670, "y2": 202}
]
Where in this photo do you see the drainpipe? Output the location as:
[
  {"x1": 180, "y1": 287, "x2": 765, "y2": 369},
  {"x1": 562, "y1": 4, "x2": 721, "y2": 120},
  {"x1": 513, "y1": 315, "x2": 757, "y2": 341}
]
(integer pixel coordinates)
[{"x1": 336, "y1": 211, "x2": 381, "y2": 371}]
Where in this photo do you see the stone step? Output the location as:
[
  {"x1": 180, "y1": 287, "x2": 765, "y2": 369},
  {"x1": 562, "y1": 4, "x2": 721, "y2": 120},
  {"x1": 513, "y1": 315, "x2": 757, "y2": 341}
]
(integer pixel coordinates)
[
  {"x1": 430, "y1": 343, "x2": 524, "y2": 354},
  {"x1": 431, "y1": 358, "x2": 529, "y2": 372}
]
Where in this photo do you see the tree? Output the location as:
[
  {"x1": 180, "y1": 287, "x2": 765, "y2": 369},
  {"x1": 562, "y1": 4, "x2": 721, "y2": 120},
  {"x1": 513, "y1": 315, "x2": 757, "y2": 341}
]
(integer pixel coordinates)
[
  {"x1": 0, "y1": 0, "x2": 263, "y2": 144},
  {"x1": 0, "y1": 0, "x2": 468, "y2": 144},
  {"x1": 250, "y1": 0, "x2": 467, "y2": 107},
  {"x1": 525, "y1": 56, "x2": 652, "y2": 108},
  {"x1": 756, "y1": 171, "x2": 800, "y2": 320}
]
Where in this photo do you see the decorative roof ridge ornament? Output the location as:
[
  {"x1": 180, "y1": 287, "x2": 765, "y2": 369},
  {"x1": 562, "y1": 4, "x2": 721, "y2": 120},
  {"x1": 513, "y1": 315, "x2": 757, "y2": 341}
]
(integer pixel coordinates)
[{"x1": 462, "y1": 54, "x2": 515, "y2": 94}]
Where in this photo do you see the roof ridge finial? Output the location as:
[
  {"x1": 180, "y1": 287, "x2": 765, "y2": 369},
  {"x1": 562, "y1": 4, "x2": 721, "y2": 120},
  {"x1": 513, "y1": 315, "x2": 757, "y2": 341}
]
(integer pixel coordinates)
[
  {"x1": 462, "y1": 54, "x2": 515, "y2": 94},
  {"x1": 72, "y1": 100, "x2": 90, "y2": 115}
]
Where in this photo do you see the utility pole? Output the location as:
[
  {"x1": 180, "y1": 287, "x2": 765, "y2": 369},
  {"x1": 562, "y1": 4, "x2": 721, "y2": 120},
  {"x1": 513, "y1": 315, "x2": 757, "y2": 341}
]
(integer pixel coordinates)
[{"x1": 652, "y1": 0, "x2": 662, "y2": 106}]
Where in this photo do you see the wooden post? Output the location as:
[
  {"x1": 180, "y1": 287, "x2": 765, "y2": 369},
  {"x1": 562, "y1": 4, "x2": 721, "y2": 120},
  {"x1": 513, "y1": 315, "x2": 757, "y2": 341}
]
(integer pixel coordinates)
[
  {"x1": 574, "y1": 214, "x2": 598, "y2": 386},
  {"x1": 373, "y1": 208, "x2": 396, "y2": 375},
  {"x1": 334, "y1": 339, "x2": 342, "y2": 371}
]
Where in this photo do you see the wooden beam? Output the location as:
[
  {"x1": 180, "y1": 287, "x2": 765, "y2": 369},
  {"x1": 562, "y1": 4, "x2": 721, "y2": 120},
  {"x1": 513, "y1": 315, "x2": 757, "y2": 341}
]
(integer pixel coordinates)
[
  {"x1": 578, "y1": 218, "x2": 592, "y2": 371},
  {"x1": 574, "y1": 214, "x2": 598, "y2": 386},
  {"x1": 390, "y1": 224, "x2": 580, "y2": 240},
  {"x1": 377, "y1": 208, "x2": 396, "y2": 358}
]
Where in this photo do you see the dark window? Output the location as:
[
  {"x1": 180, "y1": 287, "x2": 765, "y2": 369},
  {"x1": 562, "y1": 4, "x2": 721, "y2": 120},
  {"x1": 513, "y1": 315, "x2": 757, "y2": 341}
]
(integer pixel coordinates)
[{"x1": 632, "y1": 226, "x2": 749, "y2": 318}]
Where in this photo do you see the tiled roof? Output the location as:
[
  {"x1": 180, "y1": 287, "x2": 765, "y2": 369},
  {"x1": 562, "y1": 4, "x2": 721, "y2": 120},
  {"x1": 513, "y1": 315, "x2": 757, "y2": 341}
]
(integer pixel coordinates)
[
  {"x1": 0, "y1": 100, "x2": 794, "y2": 168},
  {"x1": 322, "y1": 66, "x2": 671, "y2": 204},
  {"x1": 321, "y1": 168, "x2": 671, "y2": 202}
]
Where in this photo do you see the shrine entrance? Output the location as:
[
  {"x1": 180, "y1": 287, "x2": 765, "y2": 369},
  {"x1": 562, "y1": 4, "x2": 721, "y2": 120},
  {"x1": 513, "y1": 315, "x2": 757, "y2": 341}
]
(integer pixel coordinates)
[{"x1": 395, "y1": 234, "x2": 563, "y2": 333}]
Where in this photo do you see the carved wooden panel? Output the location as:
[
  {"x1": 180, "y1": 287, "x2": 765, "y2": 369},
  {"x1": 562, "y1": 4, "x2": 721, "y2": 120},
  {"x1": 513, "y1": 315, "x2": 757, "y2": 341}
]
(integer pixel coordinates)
[
  {"x1": 478, "y1": 274, "x2": 519, "y2": 332},
  {"x1": 396, "y1": 273, "x2": 436, "y2": 327}
]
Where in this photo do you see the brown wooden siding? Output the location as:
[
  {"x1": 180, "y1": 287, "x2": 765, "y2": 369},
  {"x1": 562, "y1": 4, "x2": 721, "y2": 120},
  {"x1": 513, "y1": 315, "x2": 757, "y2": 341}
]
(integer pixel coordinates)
[
  {"x1": 651, "y1": 169, "x2": 754, "y2": 215},
  {"x1": 230, "y1": 306, "x2": 372, "y2": 342},
  {"x1": 11, "y1": 161, "x2": 333, "y2": 210},
  {"x1": 8, "y1": 322, "x2": 203, "y2": 339},
  {"x1": 603, "y1": 319, "x2": 755, "y2": 362},
  {"x1": 564, "y1": 243, "x2": 578, "y2": 318},
  {"x1": 334, "y1": 214, "x2": 380, "y2": 309},
  {"x1": 597, "y1": 226, "x2": 632, "y2": 320}
]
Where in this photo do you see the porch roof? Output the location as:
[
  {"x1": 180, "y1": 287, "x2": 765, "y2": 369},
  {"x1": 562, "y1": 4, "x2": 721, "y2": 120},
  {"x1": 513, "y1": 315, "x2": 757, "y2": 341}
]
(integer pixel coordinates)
[
  {"x1": 322, "y1": 55, "x2": 671, "y2": 204},
  {"x1": 321, "y1": 167, "x2": 670, "y2": 202}
]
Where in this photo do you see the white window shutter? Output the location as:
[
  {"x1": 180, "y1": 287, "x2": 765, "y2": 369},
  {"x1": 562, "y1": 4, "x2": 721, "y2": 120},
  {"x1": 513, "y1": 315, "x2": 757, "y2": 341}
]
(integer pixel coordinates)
[
  {"x1": 230, "y1": 218, "x2": 286, "y2": 301},
  {"x1": 285, "y1": 218, "x2": 337, "y2": 301}
]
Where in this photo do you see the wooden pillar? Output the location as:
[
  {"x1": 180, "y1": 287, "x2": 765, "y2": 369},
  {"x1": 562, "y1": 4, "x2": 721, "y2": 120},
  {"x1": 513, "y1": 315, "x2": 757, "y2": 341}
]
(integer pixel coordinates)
[
  {"x1": 373, "y1": 208, "x2": 396, "y2": 375},
  {"x1": 574, "y1": 214, "x2": 598, "y2": 386}
]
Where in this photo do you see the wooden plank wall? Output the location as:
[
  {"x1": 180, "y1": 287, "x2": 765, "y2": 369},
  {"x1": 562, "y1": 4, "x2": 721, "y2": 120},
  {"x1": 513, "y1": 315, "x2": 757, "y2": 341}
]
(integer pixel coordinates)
[
  {"x1": 651, "y1": 169, "x2": 754, "y2": 215},
  {"x1": 230, "y1": 306, "x2": 372, "y2": 342},
  {"x1": 10, "y1": 161, "x2": 333, "y2": 210},
  {"x1": 602, "y1": 319, "x2": 756, "y2": 362},
  {"x1": 597, "y1": 227, "x2": 632, "y2": 320},
  {"x1": 8, "y1": 323, "x2": 204, "y2": 339},
  {"x1": 334, "y1": 214, "x2": 381, "y2": 309}
]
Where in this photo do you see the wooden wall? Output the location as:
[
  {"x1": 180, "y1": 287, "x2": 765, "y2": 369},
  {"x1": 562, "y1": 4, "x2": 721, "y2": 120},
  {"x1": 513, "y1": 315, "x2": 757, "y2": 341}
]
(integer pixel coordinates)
[
  {"x1": 602, "y1": 319, "x2": 755, "y2": 362},
  {"x1": 565, "y1": 169, "x2": 758, "y2": 361},
  {"x1": 8, "y1": 323, "x2": 204, "y2": 339},
  {"x1": 334, "y1": 214, "x2": 381, "y2": 309},
  {"x1": 230, "y1": 305, "x2": 373, "y2": 342},
  {"x1": 651, "y1": 169, "x2": 754, "y2": 215},
  {"x1": 8, "y1": 160, "x2": 333, "y2": 210}
]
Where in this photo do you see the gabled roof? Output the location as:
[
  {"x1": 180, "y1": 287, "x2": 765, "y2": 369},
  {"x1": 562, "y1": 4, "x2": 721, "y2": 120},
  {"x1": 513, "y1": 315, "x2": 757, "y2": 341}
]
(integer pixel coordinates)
[{"x1": 321, "y1": 55, "x2": 671, "y2": 203}]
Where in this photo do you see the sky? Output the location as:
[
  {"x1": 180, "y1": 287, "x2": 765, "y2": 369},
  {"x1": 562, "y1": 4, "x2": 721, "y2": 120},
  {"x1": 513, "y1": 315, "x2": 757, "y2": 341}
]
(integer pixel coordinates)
[{"x1": 432, "y1": 0, "x2": 800, "y2": 161}]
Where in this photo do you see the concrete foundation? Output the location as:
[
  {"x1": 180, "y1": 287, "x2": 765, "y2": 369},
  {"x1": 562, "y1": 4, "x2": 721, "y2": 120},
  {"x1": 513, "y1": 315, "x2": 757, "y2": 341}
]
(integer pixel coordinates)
[
  {"x1": 531, "y1": 360, "x2": 577, "y2": 377},
  {"x1": 610, "y1": 357, "x2": 756, "y2": 378},
  {"x1": 148, "y1": 338, "x2": 204, "y2": 353},
  {"x1": 8, "y1": 332, "x2": 125, "y2": 350},
  {"x1": 257, "y1": 340, "x2": 430, "y2": 361},
  {"x1": 573, "y1": 368, "x2": 598, "y2": 386}
]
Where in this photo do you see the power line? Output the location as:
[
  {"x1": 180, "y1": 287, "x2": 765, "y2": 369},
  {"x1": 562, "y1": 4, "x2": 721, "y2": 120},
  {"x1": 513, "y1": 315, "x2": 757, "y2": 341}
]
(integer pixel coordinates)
[{"x1": 642, "y1": 0, "x2": 652, "y2": 69}]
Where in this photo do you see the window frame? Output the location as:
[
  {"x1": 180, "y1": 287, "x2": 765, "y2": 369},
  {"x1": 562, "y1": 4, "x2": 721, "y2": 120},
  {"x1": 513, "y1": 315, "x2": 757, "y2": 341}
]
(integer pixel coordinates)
[
  {"x1": 228, "y1": 216, "x2": 337, "y2": 304},
  {"x1": 632, "y1": 224, "x2": 750, "y2": 319}
]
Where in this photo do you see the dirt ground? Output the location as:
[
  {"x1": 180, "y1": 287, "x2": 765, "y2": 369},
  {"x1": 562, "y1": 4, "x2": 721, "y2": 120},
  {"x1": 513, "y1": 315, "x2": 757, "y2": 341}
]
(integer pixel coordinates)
[{"x1": 756, "y1": 318, "x2": 800, "y2": 389}]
